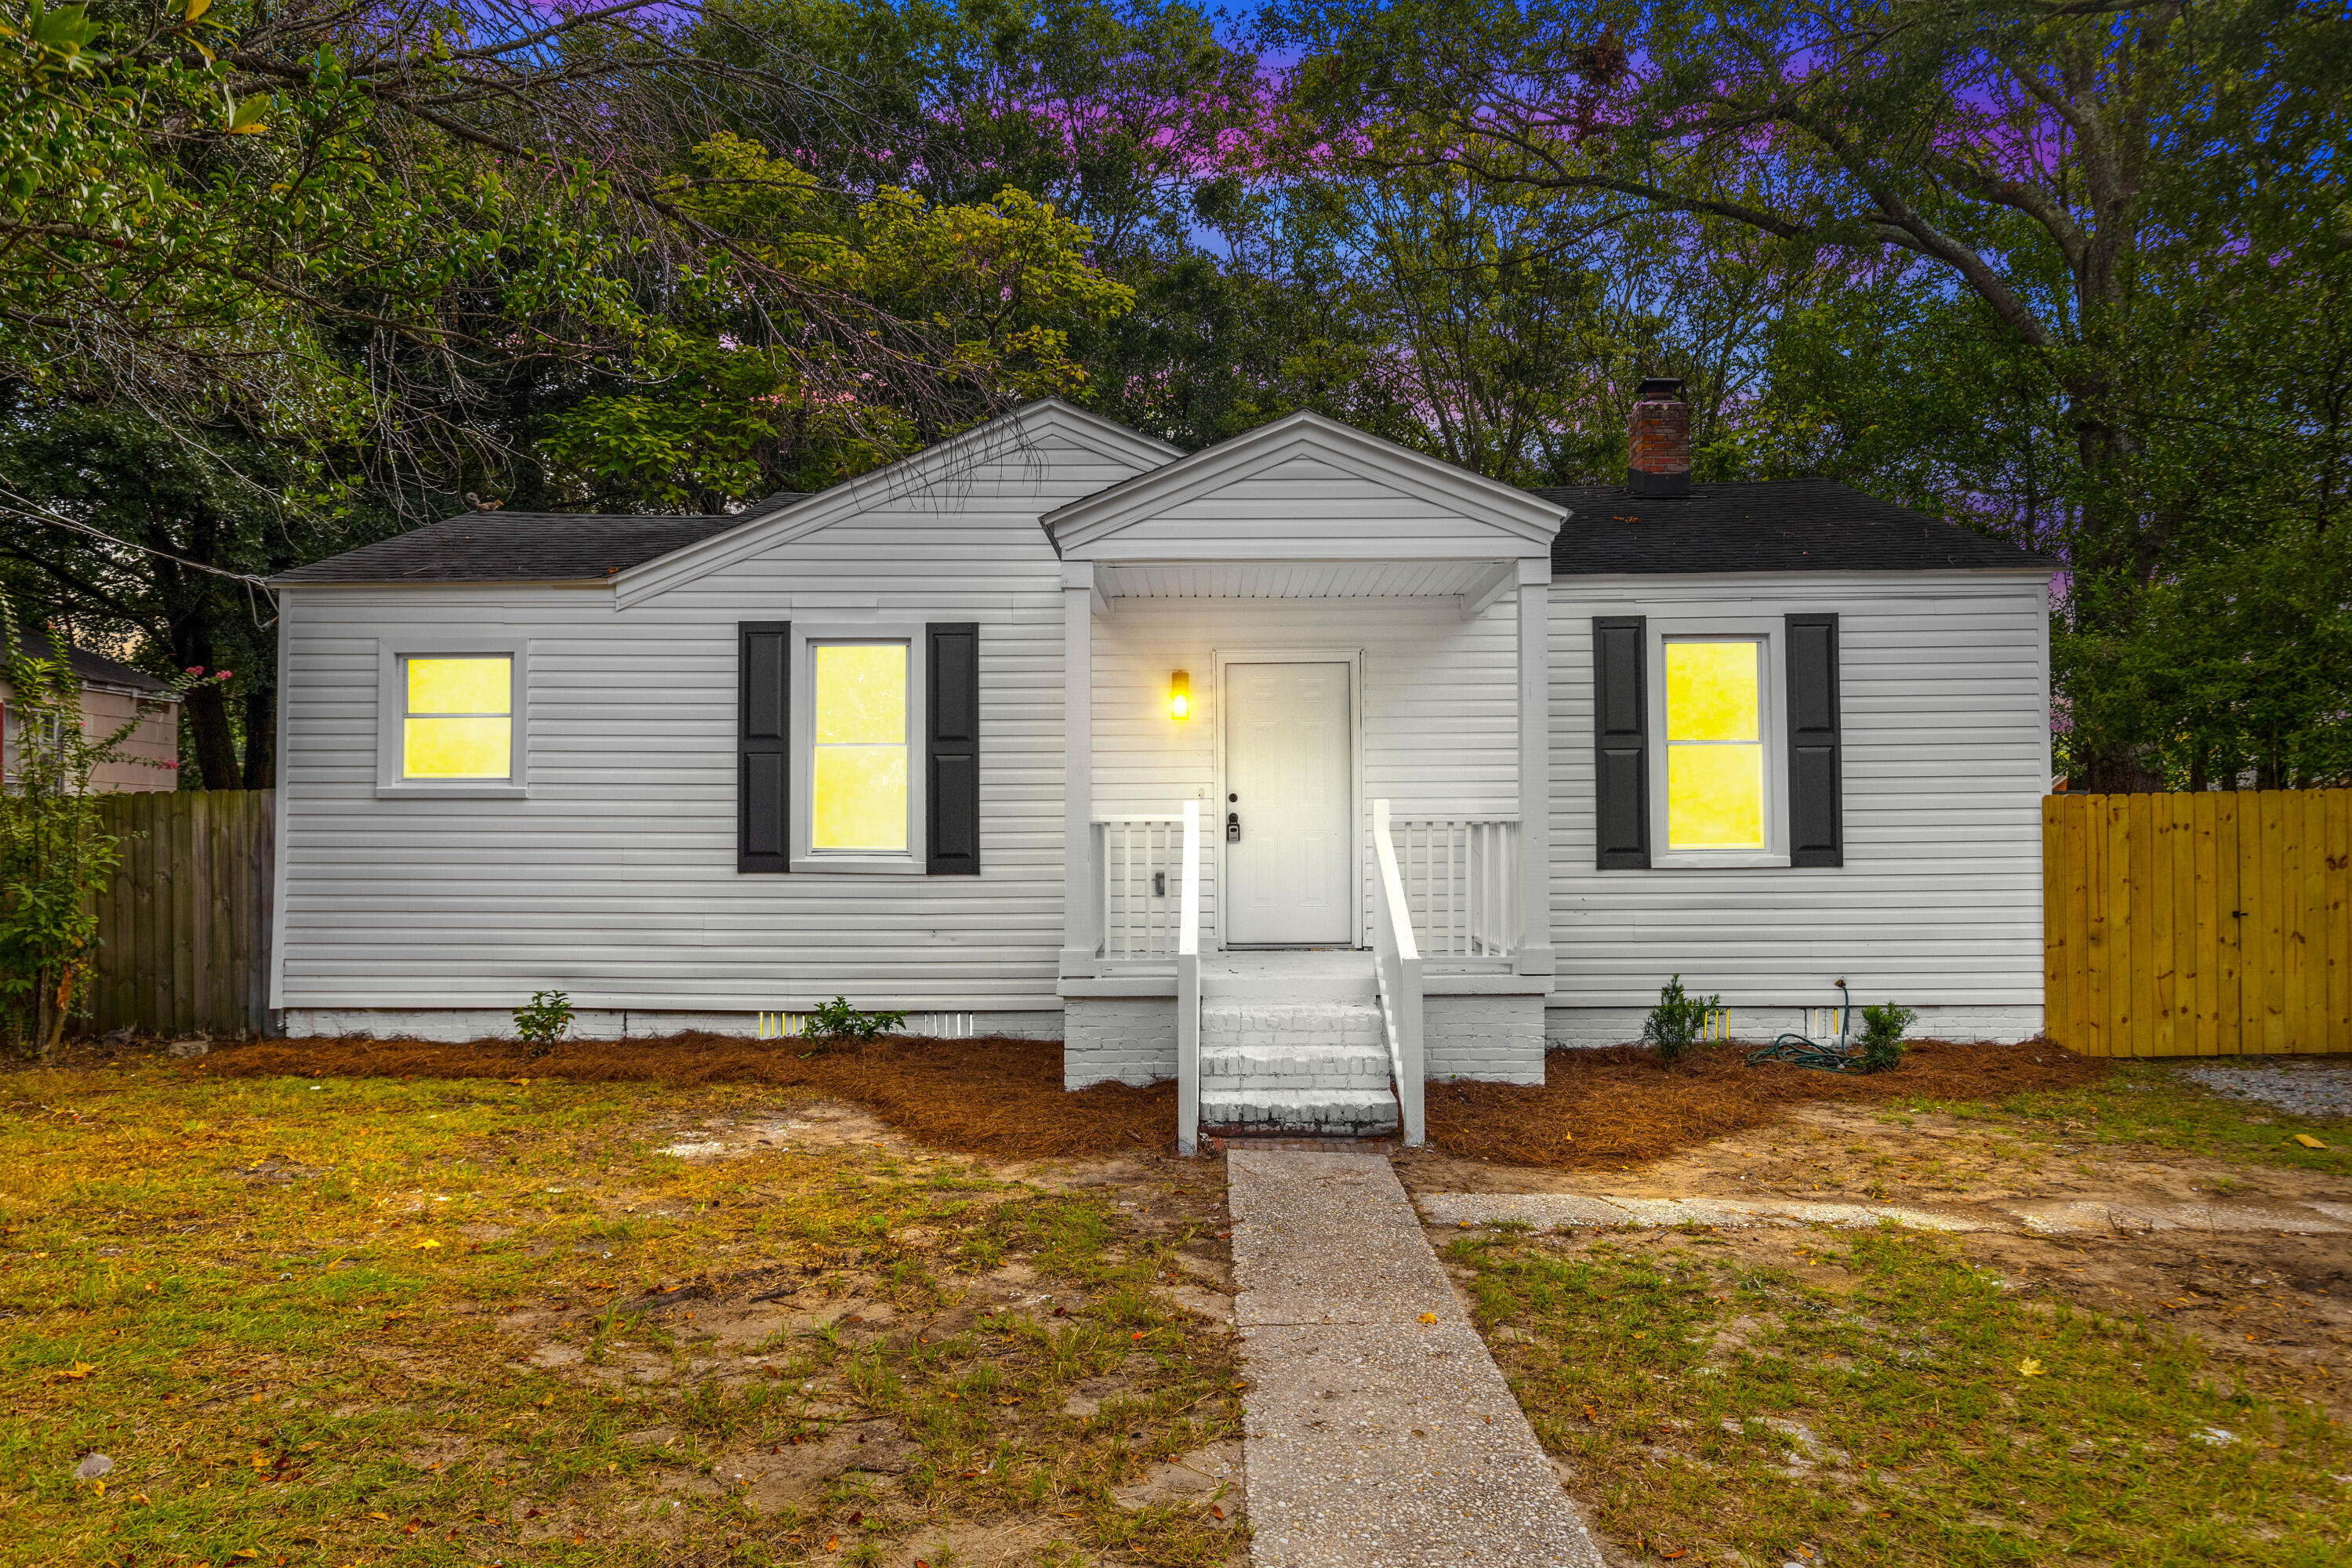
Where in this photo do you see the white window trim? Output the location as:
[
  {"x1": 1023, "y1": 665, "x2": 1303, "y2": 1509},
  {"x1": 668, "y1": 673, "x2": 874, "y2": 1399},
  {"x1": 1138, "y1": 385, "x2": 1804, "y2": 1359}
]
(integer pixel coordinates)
[
  {"x1": 789, "y1": 619, "x2": 927, "y2": 874},
  {"x1": 1646, "y1": 620, "x2": 1788, "y2": 869},
  {"x1": 376, "y1": 637, "x2": 530, "y2": 800}
]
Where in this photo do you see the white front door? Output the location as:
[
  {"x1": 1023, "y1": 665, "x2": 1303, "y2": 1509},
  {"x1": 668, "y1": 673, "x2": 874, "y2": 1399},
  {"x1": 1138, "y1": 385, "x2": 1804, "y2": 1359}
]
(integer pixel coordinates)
[{"x1": 1224, "y1": 662, "x2": 1353, "y2": 946}]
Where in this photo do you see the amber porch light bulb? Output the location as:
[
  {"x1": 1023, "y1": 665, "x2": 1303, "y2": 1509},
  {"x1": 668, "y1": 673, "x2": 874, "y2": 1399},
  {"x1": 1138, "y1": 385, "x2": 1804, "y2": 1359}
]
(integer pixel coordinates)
[{"x1": 1170, "y1": 670, "x2": 1191, "y2": 720}]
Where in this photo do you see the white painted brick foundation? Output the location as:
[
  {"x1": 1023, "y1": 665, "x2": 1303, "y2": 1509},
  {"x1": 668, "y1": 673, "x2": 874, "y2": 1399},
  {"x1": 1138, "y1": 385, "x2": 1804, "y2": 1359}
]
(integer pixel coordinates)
[
  {"x1": 1425, "y1": 994, "x2": 1546, "y2": 1083},
  {"x1": 1542, "y1": 1004, "x2": 2046, "y2": 1051},
  {"x1": 1063, "y1": 998, "x2": 1176, "y2": 1088}
]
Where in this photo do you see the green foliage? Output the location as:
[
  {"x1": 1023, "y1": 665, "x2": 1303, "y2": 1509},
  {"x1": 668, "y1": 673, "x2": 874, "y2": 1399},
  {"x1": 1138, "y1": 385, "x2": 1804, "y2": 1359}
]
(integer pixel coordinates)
[
  {"x1": 0, "y1": 598, "x2": 192, "y2": 1058},
  {"x1": 1853, "y1": 1002, "x2": 1916, "y2": 1075},
  {"x1": 1642, "y1": 974, "x2": 1719, "y2": 1069},
  {"x1": 512, "y1": 990, "x2": 575, "y2": 1052},
  {"x1": 805, "y1": 996, "x2": 908, "y2": 1044}
]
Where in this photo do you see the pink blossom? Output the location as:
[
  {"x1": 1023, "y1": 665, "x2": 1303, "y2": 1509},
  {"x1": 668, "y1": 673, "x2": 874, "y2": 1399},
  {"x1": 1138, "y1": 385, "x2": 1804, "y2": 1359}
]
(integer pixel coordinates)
[
  {"x1": 185, "y1": 665, "x2": 203, "y2": 674},
  {"x1": 215, "y1": 670, "x2": 234, "y2": 681}
]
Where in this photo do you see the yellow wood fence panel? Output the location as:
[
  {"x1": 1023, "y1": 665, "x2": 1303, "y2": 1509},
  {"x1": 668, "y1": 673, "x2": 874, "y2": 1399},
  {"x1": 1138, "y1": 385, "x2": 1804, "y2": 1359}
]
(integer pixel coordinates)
[{"x1": 2045, "y1": 789, "x2": 2349, "y2": 1056}]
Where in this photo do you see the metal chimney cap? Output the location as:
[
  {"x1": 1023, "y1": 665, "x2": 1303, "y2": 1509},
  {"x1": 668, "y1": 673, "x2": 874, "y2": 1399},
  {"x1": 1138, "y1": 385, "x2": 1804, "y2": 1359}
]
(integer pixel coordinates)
[{"x1": 1635, "y1": 376, "x2": 1686, "y2": 399}]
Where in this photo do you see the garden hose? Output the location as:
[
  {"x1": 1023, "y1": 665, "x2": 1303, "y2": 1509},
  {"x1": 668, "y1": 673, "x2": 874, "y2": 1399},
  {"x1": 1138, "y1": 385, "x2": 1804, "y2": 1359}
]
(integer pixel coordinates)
[{"x1": 1745, "y1": 981, "x2": 1862, "y2": 1073}]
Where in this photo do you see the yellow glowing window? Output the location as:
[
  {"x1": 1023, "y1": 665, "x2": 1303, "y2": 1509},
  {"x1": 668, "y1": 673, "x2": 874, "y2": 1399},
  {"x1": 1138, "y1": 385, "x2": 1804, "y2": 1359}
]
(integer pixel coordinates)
[
  {"x1": 403, "y1": 656, "x2": 511, "y2": 779},
  {"x1": 811, "y1": 642, "x2": 908, "y2": 851},
  {"x1": 1664, "y1": 640, "x2": 1765, "y2": 849}
]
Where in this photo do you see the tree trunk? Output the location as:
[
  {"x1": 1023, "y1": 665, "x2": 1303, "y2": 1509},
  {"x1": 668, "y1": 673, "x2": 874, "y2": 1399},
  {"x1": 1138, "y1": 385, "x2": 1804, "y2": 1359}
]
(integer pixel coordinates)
[
  {"x1": 183, "y1": 680, "x2": 241, "y2": 790},
  {"x1": 241, "y1": 684, "x2": 274, "y2": 789}
]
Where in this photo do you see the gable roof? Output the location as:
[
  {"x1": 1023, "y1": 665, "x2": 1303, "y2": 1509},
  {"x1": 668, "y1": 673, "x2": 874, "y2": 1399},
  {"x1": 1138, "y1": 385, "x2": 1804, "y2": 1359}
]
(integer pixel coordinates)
[
  {"x1": 1535, "y1": 479, "x2": 2046, "y2": 575},
  {"x1": 271, "y1": 507, "x2": 807, "y2": 586},
  {"x1": 5, "y1": 630, "x2": 172, "y2": 695},
  {"x1": 612, "y1": 399, "x2": 1182, "y2": 608},
  {"x1": 1045, "y1": 409, "x2": 1564, "y2": 557}
]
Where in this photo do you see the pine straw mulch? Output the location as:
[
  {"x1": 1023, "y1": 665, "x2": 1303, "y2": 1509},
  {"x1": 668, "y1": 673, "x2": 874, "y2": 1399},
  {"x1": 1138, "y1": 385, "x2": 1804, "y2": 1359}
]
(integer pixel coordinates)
[
  {"x1": 1425, "y1": 1036, "x2": 2109, "y2": 1169},
  {"x1": 186, "y1": 1031, "x2": 2108, "y2": 1170},
  {"x1": 196, "y1": 1033, "x2": 1173, "y2": 1161}
]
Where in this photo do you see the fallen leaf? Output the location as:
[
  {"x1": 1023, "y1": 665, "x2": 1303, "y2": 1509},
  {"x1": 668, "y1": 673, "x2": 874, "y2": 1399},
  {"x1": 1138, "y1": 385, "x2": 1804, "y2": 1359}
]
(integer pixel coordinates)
[
  {"x1": 2018, "y1": 1358, "x2": 2045, "y2": 1378},
  {"x1": 1417, "y1": 1312, "x2": 1439, "y2": 1325},
  {"x1": 825, "y1": 1537, "x2": 839, "y2": 1551},
  {"x1": 412, "y1": 1239, "x2": 442, "y2": 1250},
  {"x1": 52, "y1": 1361, "x2": 97, "y2": 1382},
  {"x1": 232, "y1": 1552, "x2": 258, "y2": 1560},
  {"x1": 509, "y1": 1078, "x2": 530, "y2": 1087},
  {"x1": 365, "y1": 1511, "x2": 389, "y2": 1521},
  {"x1": 2293, "y1": 1134, "x2": 2328, "y2": 1150}
]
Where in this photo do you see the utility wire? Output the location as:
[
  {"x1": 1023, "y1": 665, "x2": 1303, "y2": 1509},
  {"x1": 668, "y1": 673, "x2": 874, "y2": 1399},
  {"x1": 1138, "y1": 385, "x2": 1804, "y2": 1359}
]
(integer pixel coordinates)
[{"x1": 0, "y1": 487, "x2": 280, "y2": 625}]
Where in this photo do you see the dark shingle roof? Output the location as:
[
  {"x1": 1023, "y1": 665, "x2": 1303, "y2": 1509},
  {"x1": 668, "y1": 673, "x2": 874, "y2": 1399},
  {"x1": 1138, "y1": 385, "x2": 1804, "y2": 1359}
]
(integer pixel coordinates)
[
  {"x1": 7, "y1": 630, "x2": 171, "y2": 694},
  {"x1": 1532, "y1": 478, "x2": 2045, "y2": 575},
  {"x1": 272, "y1": 502, "x2": 808, "y2": 585}
]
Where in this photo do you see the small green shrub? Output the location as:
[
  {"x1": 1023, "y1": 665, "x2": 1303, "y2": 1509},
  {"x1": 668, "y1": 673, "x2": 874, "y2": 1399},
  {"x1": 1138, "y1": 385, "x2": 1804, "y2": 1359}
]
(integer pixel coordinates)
[
  {"x1": 514, "y1": 989, "x2": 574, "y2": 1052},
  {"x1": 806, "y1": 996, "x2": 907, "y2": 1043},
  {"x1": 1642, "y1": 974, "x2": 1720, "y2": 1069},
  {"x1": 1855, "y1": 1002, "x2": 1917, "y2": 1073}
]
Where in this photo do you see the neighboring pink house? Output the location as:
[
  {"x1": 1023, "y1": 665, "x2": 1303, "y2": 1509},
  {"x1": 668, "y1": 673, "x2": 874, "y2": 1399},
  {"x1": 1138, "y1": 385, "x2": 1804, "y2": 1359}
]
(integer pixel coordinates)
[{"x1": 2, "y1": 631, "x2": 181, "y2": 793}]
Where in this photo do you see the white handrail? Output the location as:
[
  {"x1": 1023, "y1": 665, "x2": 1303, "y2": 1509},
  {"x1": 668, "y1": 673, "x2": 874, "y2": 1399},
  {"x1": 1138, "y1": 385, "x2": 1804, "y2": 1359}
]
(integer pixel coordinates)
[
  {"x1": 1095, "y1": 814, "x2": 1187, "y2": 959},
  {"x1": 1370, "y1": 800, "x2": 1426, "y2": 1147},
  {"x1": 1175, "y1": 800, "x2": 1202, "y2": 1155},
  {"x1": 1390, "y1": 816, "x2": 1520, "y2": 959}
]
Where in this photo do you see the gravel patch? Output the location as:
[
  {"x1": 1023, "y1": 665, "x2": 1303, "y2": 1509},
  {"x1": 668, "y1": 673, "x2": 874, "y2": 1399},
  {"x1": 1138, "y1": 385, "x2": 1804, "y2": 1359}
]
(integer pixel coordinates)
[{"x1": 2176, "y1": 1062, "x2": 2352, "y2": 1120}]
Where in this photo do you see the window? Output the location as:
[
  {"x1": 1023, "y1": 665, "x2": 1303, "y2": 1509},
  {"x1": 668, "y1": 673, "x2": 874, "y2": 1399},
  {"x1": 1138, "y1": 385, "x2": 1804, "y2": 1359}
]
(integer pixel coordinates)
[
  {"x1": 376, "y1": 638, "x2": 527, "y2": 798},
  {"x1": 1592, "y1": 615, "x2": 1843, "y2": 871},
  {"x1": 809, "y1": 641, "x2": 909, "y2": 853},
  {"x1": 404, "y1": 656, "x2": 512, "y2": 779},
  {"x1": 1664, "y1": 639, "x2": 1765, "y2": 850}
]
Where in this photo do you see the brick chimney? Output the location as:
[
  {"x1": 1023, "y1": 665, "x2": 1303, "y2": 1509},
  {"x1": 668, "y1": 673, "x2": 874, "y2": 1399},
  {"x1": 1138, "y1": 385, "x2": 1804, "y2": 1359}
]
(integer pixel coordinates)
[{"x1": 1627, "y1": 376, "x2": 1690, "y2": 498}]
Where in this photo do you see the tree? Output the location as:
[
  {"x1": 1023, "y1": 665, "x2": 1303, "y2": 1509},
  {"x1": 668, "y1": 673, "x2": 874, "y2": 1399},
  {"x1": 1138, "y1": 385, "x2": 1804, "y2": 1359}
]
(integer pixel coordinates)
[
  {"x1": 0, "y1": 597, "x2": 204, "y2": 1057},
  {"x1": 1272, "y1": 0, "x2": 2352, "y2": 785}
]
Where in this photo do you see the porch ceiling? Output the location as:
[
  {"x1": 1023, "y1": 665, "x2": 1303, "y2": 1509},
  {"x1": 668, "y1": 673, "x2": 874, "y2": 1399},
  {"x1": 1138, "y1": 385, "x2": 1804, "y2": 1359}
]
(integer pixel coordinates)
[{"x1": 1098, "y1": 559, "x2": 1512, "y2": 602}]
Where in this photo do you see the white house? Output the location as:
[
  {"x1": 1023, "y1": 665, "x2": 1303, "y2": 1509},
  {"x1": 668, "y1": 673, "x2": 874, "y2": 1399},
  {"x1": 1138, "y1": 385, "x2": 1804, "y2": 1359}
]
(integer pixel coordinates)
[{"x1": 269, "y1": 383, "x2": 2051, "y2": 1146}]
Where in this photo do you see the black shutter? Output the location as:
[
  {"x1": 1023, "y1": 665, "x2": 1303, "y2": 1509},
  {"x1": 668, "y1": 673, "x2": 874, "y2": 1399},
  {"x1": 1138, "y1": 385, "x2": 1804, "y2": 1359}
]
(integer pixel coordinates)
[
  {"x1": 1592, "y1": 615, "x2": 1650, "y2": 869},
  {"x1": 1786, "y1": 613, "x2": 1843, "y2": 867},
  {"x1": 927, "y1": 622, "x2": 981, "y2": 876},
  {"x1": 739, "y1": 622, "x2": 790, "y2": 873}
]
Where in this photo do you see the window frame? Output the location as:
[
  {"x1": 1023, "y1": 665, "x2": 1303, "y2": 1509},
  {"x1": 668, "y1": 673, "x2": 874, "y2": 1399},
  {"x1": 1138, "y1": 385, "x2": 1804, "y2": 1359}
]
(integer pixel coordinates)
[
  {"x1": 789, "y1": 620, "x2": 928, "y2": 873},
  {"x1": 1645, "y1": 622, "x2": 1788, "y2": 869},
  {"x1": 375, "y1": 637, "x2": 530, "y2": 800}
]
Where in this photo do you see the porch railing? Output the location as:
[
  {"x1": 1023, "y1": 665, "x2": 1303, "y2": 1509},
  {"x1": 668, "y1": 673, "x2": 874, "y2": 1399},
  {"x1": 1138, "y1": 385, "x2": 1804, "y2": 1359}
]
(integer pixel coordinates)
[
  {"x1": 1388, "y1": 815, "x2": 1520, "y2": 962},
  {"x1": 1094, "y1": 814, "x2": 1186, "y2": 960},
  {"x1": 1370, "y1": 800, "x2": 1426, "y2": 1148},
  {"x1": 1174, "y1": 801, "x2": 1203, "y2": 1156}
]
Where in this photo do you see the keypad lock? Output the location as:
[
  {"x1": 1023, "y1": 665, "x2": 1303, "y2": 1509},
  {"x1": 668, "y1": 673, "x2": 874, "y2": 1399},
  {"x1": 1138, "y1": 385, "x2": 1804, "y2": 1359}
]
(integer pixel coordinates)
[{"x1": 1225, "y1": 811, "x2": 1241, "y2": 843}]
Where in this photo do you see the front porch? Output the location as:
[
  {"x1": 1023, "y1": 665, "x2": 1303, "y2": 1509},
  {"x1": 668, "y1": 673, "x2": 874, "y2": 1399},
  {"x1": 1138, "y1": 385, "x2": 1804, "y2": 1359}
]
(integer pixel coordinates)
[{"x1": 1039, "y1": 412, "x2": 1567, "y2": 1151}]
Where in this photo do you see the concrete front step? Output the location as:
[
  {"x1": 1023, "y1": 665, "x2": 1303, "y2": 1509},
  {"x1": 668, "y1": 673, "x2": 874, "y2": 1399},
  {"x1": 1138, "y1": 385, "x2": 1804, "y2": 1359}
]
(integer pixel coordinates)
[
  {"x1": 1200, "y1": 950, "x2": 1378, "y2": 1004},
  {"x1": 1201, "y1": 1086, "x2": 1400, "y2": 1136},
  {"x1": 1201, "y1": 999, "x2": 1385, "y2": 1048},
  {"x1": 1201, "y1": 1042, "x2": 1391, "y2": 1092}
]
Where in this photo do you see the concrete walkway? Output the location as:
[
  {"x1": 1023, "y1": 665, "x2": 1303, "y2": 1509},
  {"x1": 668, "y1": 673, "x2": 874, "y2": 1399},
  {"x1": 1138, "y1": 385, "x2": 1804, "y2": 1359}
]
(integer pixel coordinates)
[{"x1": 1228, "y1": 1149, "x2": 1602, "y2": 1568}]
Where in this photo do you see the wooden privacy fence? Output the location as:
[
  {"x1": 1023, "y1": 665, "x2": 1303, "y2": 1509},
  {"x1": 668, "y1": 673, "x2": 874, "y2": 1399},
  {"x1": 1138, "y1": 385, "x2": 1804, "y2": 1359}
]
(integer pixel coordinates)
[
  {"x1": 85, "y1": 789, "x2": 274, "y2": 1039},
  {"x1": 2044, "y1": 789, "x2": 2350, "y2": 1057}
]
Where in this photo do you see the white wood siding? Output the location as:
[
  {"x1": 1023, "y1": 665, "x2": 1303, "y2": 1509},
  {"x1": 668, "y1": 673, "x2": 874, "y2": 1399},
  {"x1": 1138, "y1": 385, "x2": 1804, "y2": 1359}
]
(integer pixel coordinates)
[
  {"x1": 1091, "y1": 596, "x2": 1520, "y2": 946},
  {"x1": 274, "y1": 433, "x2": 1152, "y2": 1013},
  {"x1": 1548, "y1": 572, "x2": 2052, "y2": 1009}
]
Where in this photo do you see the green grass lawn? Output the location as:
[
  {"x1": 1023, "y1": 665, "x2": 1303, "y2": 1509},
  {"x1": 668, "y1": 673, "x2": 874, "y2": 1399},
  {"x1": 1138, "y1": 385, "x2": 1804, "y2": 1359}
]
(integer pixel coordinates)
[
  {"x1": 1455, "y1": 1220, "x2": 2350, "y2": 1566},
  {"x1": 1, "y1": 1062, "x2": 1243, "y2": 1566}
]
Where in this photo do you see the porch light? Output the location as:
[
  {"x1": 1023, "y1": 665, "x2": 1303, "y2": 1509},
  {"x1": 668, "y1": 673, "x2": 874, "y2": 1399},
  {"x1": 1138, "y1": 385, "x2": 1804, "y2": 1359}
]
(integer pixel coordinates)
[{"x1": 1169, "y1": 670, "x2": 1191, "y2": 720}]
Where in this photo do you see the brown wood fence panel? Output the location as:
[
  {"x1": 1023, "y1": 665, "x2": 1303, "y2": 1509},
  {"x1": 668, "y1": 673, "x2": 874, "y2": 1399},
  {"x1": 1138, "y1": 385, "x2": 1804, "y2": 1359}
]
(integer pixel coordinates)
[
  {"x1": 2045, "y1": 789, "x2": 2350, "y2": 1056},
  {"x1": 85, "y1": 789, "x2": 274, "y2": 1039}
]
